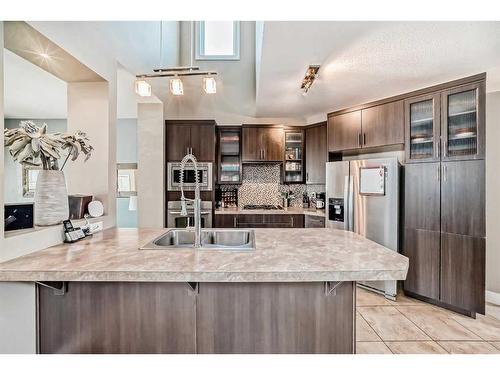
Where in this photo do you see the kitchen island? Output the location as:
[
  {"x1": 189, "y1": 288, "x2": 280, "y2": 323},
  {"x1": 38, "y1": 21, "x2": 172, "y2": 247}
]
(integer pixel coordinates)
[{"x1": 0, "y1": 228, "x2": 408, "y2": 354}]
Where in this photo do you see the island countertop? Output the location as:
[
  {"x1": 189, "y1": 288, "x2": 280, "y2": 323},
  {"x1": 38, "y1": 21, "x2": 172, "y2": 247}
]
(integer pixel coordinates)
[{"x1": 0, "y1": 228, "x2": 408, "y2": 283}]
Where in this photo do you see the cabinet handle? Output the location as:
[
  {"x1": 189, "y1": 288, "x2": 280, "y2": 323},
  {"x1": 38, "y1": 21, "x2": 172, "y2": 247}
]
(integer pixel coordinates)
[
  {"x1": 363, "y1": 133, "x2": 366, "y2": 146},
  {"x1": 291, "y1": 217, "x2": 294, "y2": 227},
  {"x1": 263, "y1": 149, "x2": 266, "y2": 159},
  {"x1": 358, "y1": 133, "x2": 362, "y2": 147},
  {"x1": 306, "y1": 172, "x2": 309, "y2": 182},
  {"x1": 233, "y1": 216, "x2": 237, "y2": 228},
  {"x1": 443, "y1": 165, "x2": 447, "y2": 182}
]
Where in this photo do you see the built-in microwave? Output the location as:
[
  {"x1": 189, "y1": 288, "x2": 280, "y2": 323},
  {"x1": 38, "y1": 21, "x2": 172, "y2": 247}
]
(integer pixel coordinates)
[{"x1": 167, "y1": 162, "x2": 213, "y2": 191}]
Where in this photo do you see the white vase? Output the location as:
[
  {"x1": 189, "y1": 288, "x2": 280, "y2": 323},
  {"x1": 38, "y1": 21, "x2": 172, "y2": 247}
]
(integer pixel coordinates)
[{"x1": 34, "y1": 170, "x2": 69, "y2": 226}]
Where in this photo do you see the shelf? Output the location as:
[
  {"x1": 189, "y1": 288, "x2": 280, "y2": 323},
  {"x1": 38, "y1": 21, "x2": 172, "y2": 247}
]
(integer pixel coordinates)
[
  {"x1": 411, "y1": 117, "x2": 433, "y2": 124},
  {"x1": 449, "y1": 109, "x2": 476, "y2": 117},
  {"x1": 448, "y1": 132, "x2": 477, "y2": 141},
  {"x1": 411, "y1": 138, "x2": 433, "y2": 144}
]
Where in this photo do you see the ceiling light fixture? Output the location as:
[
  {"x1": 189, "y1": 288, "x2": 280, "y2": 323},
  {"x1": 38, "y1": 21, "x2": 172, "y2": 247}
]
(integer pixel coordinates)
[
  {"x1": 135, "y1": 80, "x2": 152, "y2": 97},
  {"x1": 135, "y1": 22, "x2": 218, "y2": 97},
  {"x1": 170, "y1": 77, "x2": 184, "y2": 96},
  {"x1": 39, "y1": 52, "x2": 50, "y2": 59},
  {"x1": 301, "y1": 65, "x2": 320, "y2": 94},
  {"x1": 203, "y1": 75, "x2": 217, "y2": 94}
]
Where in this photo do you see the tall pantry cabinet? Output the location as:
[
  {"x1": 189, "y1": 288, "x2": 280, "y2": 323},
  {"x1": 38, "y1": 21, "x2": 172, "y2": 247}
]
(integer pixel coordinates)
[{"x1": 403, "y1": 79, "x2": 485, "y2": 317}]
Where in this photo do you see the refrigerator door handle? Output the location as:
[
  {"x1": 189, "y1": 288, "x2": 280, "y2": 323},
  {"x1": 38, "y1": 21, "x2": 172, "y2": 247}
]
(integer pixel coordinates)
[
  {"x1": 343, "y1": 175, "x2": 350, "y2": 230},
  {"x1": 348, "y1": 174, "x2": 354, "y2": 232}
]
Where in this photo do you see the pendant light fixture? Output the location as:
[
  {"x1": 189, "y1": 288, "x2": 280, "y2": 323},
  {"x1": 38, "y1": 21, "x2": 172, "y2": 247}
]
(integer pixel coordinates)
[
  {"x1": 135, "y1": 80, "x2": 152, "y2": 97},
  {"x1": 203, "y1": 75, "x2": 217, "y2": 94},
  {"x1": 170, "y1": 76, "x2": 184, "y2": 96},
  {"x1": 135, "y1": 21, "x2": 218, "y2": 96}
]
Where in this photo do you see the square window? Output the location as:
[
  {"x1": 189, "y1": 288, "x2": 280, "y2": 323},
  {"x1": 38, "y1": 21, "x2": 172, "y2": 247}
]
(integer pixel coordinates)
[{"x1": 196, "y1": 21, "x2": 240, "y2": 60}]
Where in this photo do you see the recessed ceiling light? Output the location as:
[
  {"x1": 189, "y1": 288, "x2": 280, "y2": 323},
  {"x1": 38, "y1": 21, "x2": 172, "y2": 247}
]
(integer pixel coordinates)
[
  {"x1": 301, "y1": 65, "x2": 320, "y2": 94},
  {"x1": 135, "y1": 80, "x2": 152, "y2": 97},
  {"x1": 203, "y1": 76, "x2": 217, "y2": 94},
  {"x1": 170, "y1": 77, "x2": 184, "y2": 96},
  {"x1": 39, "y1": 52, "x2": 50, "y2": 59}
]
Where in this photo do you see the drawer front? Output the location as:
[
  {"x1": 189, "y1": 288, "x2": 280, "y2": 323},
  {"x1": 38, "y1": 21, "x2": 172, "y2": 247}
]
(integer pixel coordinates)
[{"x1": 305, "y1": 215, "x2": 325, "y2": 228}]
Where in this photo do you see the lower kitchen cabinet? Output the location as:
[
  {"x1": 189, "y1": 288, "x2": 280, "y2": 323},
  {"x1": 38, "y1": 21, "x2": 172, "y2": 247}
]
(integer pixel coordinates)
[
  {"x1": 215, "y1": 214, "x2": 304, "y2": 228},
  {"x1": 38, "y1": 282, "x2": 197, "y2": 354},
  {"x1": 440, "y1": 232, "x2": 485, "y2": 315},
  {"x1": 196, "y1": 282, "x2": 354, "y2": 354},
  {"x1": 304, "y1": 215, "x2": 325, "y2": 228},
  {"x1": 402, "y1": 228, "x2": 440, "y2": 300}
]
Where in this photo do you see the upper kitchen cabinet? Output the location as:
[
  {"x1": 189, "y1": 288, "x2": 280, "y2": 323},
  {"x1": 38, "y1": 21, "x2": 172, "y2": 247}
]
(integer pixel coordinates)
[
  {"x1": 327, "y1": 111, "x2": 361, "y2": 152},
  {"x1": 217, "y1": 127, "x2": 242, "y2": 184},
  {"x1": 441, "y1": 82, "x2": 485, "y2": 161},
  {"x1": 405, "y1": 93, "x2": 441, "y2": 163},
  {"x1": 242, "y1": 125, "x2": 284, "y2": 162},
  {"x1": 361, "y1": 100, "x2": 404, "y2": 148},
  {"x1": 166, "y1": 120, "x2": 216, "y2": 162},
  {"x1": 305, "y1": 122, "x2": 327, "y2": 184},
  {"x1": 284, "y1": 129, "x2": 304, "y2": 183}
]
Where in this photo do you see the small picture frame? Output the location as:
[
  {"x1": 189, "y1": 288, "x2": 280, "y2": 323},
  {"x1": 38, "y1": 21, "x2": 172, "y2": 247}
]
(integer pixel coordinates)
[
  {"x1": 359, "y1": 166, "x2": 386, "y2": 196},
  {"x1": 22, "y1": 165, "x2": 41, "y2": 198}
]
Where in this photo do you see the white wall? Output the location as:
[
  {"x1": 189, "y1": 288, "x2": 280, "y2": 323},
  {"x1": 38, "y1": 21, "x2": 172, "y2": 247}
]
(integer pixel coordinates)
[
  {"x1": 137, "y1": 103, "x2": 164, "y2": 228},
  {"x1": 486, "y1": 90, "x2": 500, "y2": 298}
]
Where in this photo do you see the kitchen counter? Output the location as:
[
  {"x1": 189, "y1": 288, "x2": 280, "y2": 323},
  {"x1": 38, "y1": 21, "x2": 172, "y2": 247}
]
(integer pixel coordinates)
[
  {"x1": 0, "y1": 227, "x2": 408, "y2": 282},
  {"x1": 215, "y1": 206, "x2": 326, "y2": 217}
]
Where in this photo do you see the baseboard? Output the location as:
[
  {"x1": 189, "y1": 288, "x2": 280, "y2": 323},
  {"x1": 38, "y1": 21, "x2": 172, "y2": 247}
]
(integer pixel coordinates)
[{"x1": 486, "y1": 290, "x2": 500, "y2": 305}]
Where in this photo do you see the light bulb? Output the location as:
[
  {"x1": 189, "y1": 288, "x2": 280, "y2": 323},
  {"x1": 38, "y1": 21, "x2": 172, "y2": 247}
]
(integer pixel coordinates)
[
  {"x1": 135, "y1": 80, "x2": 152, "y2": 97},
  {"x1": 170, "y1": 78, "x2": 184, "y2": 96},
  {"x1": 203, "y1": 76, "x2": 217, "y2": 94}
]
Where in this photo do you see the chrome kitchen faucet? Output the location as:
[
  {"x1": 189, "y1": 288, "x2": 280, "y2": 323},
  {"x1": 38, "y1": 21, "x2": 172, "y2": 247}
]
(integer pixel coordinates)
[{"x1": 179, "y1": 152, "x2": 202, "y2": 248}]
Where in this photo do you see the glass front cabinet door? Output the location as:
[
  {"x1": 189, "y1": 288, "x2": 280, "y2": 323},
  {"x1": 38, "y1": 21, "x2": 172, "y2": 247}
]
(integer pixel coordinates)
[
  {"x1": 441, "y1": 82, "x2": 485, "y2": 161},
  {"x1": 405, "y1": 93, "x2": 441, "y2": 163}
]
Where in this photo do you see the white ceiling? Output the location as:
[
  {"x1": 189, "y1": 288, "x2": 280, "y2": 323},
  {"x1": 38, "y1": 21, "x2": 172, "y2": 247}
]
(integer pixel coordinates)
[
  {"x1": 3, "y1": 48, "x2": 68, "y2": 119},
  {"x1": 256, "y1": 21, "x2": 500, "y2": 119}
]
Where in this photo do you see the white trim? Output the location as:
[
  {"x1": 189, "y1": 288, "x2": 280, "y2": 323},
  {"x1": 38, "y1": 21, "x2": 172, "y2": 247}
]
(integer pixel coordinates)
[
  {"x1": 486, "y1": 290, "x2": 500, "y2": 305},
  {"x1": 195, "y1": 21, "x2": 240, "y2": 61}
]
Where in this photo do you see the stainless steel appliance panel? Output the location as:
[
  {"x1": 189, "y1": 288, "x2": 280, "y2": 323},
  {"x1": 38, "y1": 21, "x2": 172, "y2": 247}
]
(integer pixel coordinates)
[
  {"x1": 167, "y1": 162, "x2": 213, "y2": 191},
  {"x1": 326, "y1": 161, "x2": 350, "y2": 230},
  {"x1": 167, "y1": 201, "x2": 213, "y2": 228}
]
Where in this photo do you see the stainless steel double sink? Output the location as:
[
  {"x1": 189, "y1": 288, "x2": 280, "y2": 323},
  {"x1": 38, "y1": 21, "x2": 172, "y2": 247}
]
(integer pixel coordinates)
[{"x1": 140, "y1": 229, "x2": 255, "y2": 251}]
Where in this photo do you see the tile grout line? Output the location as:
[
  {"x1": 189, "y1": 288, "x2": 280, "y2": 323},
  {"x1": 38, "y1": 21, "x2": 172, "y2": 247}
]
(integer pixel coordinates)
[
  {"x1": 359, "y1": 304, "x2": 432, "y2": 341},
  {"x1": 446, "y1": 313, "x2": 499, "y2": 342},
  {"x1": 356, "y1": 297, "x2": 394, "y2": 353},
  {"x1": 394, "y1": 305, "x2": 483, "y2": 342}
]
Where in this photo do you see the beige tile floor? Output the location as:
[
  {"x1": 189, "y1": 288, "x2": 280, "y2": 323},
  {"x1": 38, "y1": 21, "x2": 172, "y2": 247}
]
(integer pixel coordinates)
[{"x1": 356, "y1": 287, "x2": 500, "y2": 354}]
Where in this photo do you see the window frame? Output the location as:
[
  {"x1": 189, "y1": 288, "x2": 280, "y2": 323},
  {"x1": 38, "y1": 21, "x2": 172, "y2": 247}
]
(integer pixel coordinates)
[{"x1": 195, "y1": 21, "x2": 241, "y2": 61}]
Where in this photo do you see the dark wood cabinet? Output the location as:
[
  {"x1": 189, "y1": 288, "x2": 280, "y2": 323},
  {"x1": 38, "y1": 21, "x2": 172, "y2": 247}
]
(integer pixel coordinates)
[
  {"x1": 440, "y1": 233, "x2": 485, "y2": 314},
  {"x1": 38, "y1": 282, "x2": 197, "y2": 354},
  {"x1": 402, "y1": 228, "x2": 440, "y2": 300},
  {"x1": 196, "y1": 282, "x2": 355, "y2": 354},
  {"x1": 361, "y1": 100, "x2": 404, "y2": 148},
  {"x1": 440, "y1": 160, "x2": 485, "y2": 237},
  {"x1": 441, "y1": 81, "x2": 485, "y2": 161},
  {"x1": 403, "y1": 160, "x2": 485, "y2": 317},
  {"x1": 328, "y1": 111, "x2": 361, "y2": 152},
  {"x1": 214, "y1": 213, "x2": 304, "y2": 228},
  {"x1": 304, "y1": 215, "x2": 325, "y2": 228},
  {"x1": 166, "y1": 120, "x2": 216, "y2": 161},
  {"x1": 242, "y1": 125, "x2": 284, "y2": 162},
  {"x1": 404, "y1": 163, "x2": 440, "y2": 231},
  {"x1": 305, "y1": 122, "x2": 327, "y2": 184},
  {"x1": 405, "y1": 93, "x2": 441, "y2": 163}
]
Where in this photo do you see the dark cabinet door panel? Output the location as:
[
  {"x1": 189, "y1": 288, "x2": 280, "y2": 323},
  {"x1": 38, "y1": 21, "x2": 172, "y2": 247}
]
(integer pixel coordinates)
[
  {"x1": 305, "y1": 123, "x2": 327, "y2": 184},
  {"x1": 234, "y1": 214, "x2": 266, "y2": 228},
  {"x1": 39, "y1": 282, "x2": 196, "y2": 354},
  {"x1": 304, "y1": 215, "x2": 325, "y2": 228},
  {"x1": 440, "y1": 233, "x2": 485, "y2": 314},
  {"x1": 166, "y1": 123, "x2": 191, "y2": 161},
  {"x1": 361, "y1": 100, "x2": 404, "y2": 148},
  {"x1": 441, "y1": 160, "x2": 485, "y2": 237},
  {"x1": 264, "y1": 214, "x2": 303, "y2": 228},
  {"x1": 214, "y1": 214, "x2": 236, "y2": 228},
  {"x1": 191, "y1": 123, "x2": 216, "y2": 161},
  {"x1": 242, "y1": 127, "x2": 261, "y2": 161},
  {"x1": 404, "y1": 162, "x2": 441, "y2": 231},
  {"x1": 196, "y1": 282, "x2": 354, "y2": 354},
  {"x1": 402, "y1": 228, "x2": 441, "y2": 300},
  {"x1": 328, "y1": 111, "x2": 361, "y2": 152},
  {"x1": 261, "y1": 128, "x2": 284, "y2": 161}
]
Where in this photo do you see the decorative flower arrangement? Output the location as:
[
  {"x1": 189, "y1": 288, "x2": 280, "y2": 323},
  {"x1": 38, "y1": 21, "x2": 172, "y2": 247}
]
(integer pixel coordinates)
[{"x1": 4, "y1": 120, "x2": 93, "y2": 169}]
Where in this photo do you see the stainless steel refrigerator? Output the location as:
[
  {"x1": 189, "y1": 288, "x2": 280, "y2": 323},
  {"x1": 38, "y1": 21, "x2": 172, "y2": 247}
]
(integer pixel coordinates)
[{"x1": 326, "y1": 157, "x2": 400, "y2": 299}]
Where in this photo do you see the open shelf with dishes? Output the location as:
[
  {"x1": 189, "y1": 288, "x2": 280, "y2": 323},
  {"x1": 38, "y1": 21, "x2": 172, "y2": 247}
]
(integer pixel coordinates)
[
  {"x1": 217, "y1": 127, "x2": 242, "y2": 184},
  {"x1": 283, "y1": 130, "x2": 304, "y2": 183}
]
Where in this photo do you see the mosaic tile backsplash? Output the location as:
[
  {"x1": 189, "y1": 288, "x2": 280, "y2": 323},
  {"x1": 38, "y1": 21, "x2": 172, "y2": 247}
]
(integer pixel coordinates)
[{"x1": 222, "y1": 164, "x2": 325, "y2": 208}]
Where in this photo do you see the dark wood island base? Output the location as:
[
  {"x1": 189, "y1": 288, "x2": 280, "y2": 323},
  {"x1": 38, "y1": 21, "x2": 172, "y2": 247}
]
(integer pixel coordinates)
[{"x1": 38, "y1": 281, "x2": 355, "y2": 354}]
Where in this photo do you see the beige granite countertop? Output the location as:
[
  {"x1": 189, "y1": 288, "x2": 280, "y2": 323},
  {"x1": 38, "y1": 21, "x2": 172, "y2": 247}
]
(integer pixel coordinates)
[
  {"x1": 215, "y1": 207, "x2": 326, "y2": 217},
  {"x1": 0, "y1": 228, "x2": 408, "y2": 283}
]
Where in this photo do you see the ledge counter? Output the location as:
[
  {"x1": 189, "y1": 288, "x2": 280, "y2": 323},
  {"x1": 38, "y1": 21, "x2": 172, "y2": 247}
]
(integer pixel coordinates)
[{"x1": 0, "y1": 228, "x2": 408, "y2": 354}]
